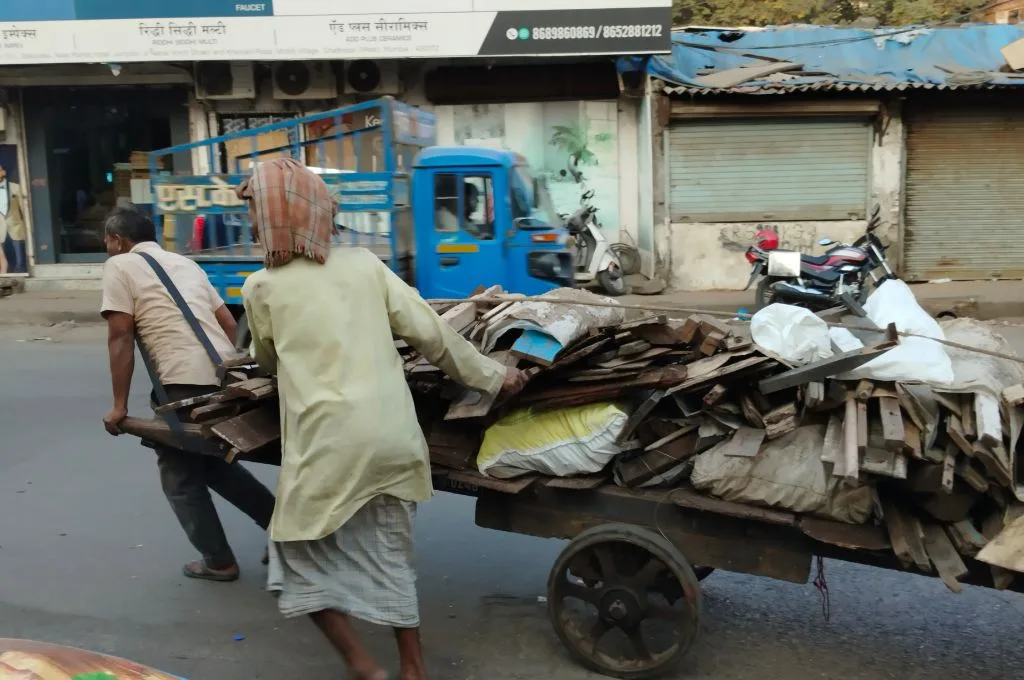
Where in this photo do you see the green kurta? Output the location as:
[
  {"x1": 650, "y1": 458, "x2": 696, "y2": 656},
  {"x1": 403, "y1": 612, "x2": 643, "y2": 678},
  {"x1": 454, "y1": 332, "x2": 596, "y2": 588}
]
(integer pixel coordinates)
[{"x1": 242, "y1": 248, "x2": 505, "y2": 542}]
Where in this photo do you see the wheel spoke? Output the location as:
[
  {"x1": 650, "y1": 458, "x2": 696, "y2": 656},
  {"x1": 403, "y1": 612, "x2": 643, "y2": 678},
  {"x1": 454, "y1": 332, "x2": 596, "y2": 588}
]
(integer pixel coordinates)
[
  {"x1": 587, "y1": 618, "x2": 611, "y2": 653},
  {"x1": 634, "y1": 556, "x2": 665, "y2": 586},
  {"x1": 648, "y1": 603, "x2": 685, "y2": 623},
  {"x1": 561, "y1": 579, "x2": 601, "y2": 606},
  {"x1": 592, "y1": 545, "x2": 618, "y2": 582},
  {"x1": 626, "y1": 626, "x2": 653, "y2": 662}
]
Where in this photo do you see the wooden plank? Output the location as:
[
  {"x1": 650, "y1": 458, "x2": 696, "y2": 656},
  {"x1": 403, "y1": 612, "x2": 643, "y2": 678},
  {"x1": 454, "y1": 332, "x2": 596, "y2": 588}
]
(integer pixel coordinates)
[
  {"x1": 668, "y1": 356, "x2": 774, "y2": 395},
  {"x1": 853, "y1": 379, "x2": 875, "y2": 401},
  {"x1": 210, "y1": 405, "x2": 280, "y2": 453},
  {"x1": 956, "y1": 457, "x2": 990, "y2": 493},
  {"x1": 523, "y1": 366, "x2": 688, "y2": 410},
  {"x1": 439, "y1": 300, "x2": 479, "y2": 333},
  {"x1": 1002, "y1": 383, "x2": 1024, "y2": 408},
  {"x1": 922, "y1": 523, "x2": 969, "y2": 593},
  {"x1": 740, "y1": 393, "x2": 765, "y2": 428},
  {"x1": 720, "y1": 426, "x2": 766, "y2": 458},
  {"x1": 596, "y1": 346, "x2": 672, "y2": 368},
  {"x1": 946, "y1": 414, "x2": 973, "y2": 454},
  {"x1": 551, "y1": 337, "x2": 612, "y2": 369},
  {"x1": 616, "y1": 432, "x2": 699, "y2": 487},
  {"x1": 903, "y1": 419, "x2": 923, "y2": 460},
  {"x1": 702, "y1": 384, "x2": 728, "y2": 408},
  {"x1": 699, "y1": 331, "x2": 726, "y2": 356},
  {"x1": 946, "y1": 520, "x2": 988, "y2": 558},
  {"x1": 881, "y1": 499, "x2": 932, "y2": 572},
  {"x1": 975, "y1": 392, "x2": 1003, "y2": 450},
  {"x1": 803, "y1": 381, "x2": 826, "y2": 410},
  {"x1": 877, "y1": 397, "x2": 905, "y2": 452},
  {"x1": 616, "y1": 340, "x2": 653, "y2": 357},
  {"x1": 758, "y1": 339, "x2": 898, "y2": 394},
  {"x1": 798, "y1": 516, "x2": 890, "y2": 551},
  {"x1": 615, "y1": 390, "x2": 668, "y2": 445},
  {"x1": 445, "y1": 351, "x2": 519, "y2": 420},
  {"x1": 821, "y1": 413, "x2": 843, "y2": 466},
  {"x1": 544, "y1": 474, "x2": 607, "y2": 490},
  {"x1": 907, "y1": 463, "x2": 945, "y2": 494},
  {"x1": 693, "y1": 60, "x2": 804, "y2": 88},
  {"x1": 942, "y1": 444, "x2": 957, "y2": 493},
  {"x1": 842, "y1": 397, "x2": 860, "y2": 483},
  {"x1": 678, "y1": 315, "x2": 704, "y2": 344},
  {"x1": 977, "y1": 513, "x2": 1024, "y2": 573},
  {"x1": 643, "y1": 419, "x2": 700, "y2": 452},
  {"x1": 669, "y1": 486, "x2": 797, "y2": 527},
  {"x1": 511, "y1": 329, "x2": 563, "y2": 366},
  {"x1": 856, "y1": 400, "x2": 869, "y2": 454},
  {"x1": 191, "y1": 401, "x2": 241, "y2": 423},
  {"x1": 223, "y1": 377, "x2": 277, "y2": 400},
  {"x1": 118, "y1": 416, "x2": 207, "y2": 450},
  {"x1": 443, "y1": 468, "x2": 538, "y2": 495},
  {"x1": 153, "y1": 391, "x2": 220, "y2": 415},
  {"x1": 763, "y1": 403, "x2": 798, "y2": 441}
]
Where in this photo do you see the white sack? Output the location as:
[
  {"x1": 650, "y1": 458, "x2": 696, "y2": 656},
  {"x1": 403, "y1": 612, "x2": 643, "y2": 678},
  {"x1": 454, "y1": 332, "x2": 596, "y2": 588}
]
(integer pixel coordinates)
[
  {"x1": 750, "y1": 303, "x2": 833, "y2": 365},
  {"x1": 690, "y1": 425, "x2": 873, "y2": 524},
  {"x1": 844, "y1": 279, "x2": 954, "y2": 385}
]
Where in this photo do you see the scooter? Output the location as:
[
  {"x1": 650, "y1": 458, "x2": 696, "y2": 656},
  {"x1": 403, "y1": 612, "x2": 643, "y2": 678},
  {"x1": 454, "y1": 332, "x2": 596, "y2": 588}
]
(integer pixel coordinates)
[
  {"x1": 561, "y1": 165, "x2": 627, "y2": 296},
  {"x1": 743, "y1": 205, "x2": 897, "y2": 316}
]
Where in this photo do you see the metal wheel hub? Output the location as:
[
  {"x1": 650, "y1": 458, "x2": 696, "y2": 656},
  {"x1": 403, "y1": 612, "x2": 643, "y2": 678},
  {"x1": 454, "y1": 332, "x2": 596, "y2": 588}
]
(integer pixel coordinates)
[{"x1": 600, "y1": 588, "x2": 642, "y2": 627}]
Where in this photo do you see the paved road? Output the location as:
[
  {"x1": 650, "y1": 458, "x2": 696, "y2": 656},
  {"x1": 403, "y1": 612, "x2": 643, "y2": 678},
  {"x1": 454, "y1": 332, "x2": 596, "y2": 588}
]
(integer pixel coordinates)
[{"x1": 2, "y1": 322, "x2": 1024, "y2": 680}]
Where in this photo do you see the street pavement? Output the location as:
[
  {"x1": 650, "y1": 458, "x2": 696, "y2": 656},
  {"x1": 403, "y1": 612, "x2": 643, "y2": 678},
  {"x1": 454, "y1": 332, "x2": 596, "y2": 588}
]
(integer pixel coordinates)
[{"x1": 2, "y1": 322, "x2": 1024, "y2": 680}]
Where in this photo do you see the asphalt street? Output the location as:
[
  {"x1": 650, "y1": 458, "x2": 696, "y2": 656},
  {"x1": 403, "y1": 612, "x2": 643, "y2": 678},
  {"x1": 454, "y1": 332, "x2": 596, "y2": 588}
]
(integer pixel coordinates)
[{"x1": 1, "y1": 321, "x2": 1024, "y2": 680}]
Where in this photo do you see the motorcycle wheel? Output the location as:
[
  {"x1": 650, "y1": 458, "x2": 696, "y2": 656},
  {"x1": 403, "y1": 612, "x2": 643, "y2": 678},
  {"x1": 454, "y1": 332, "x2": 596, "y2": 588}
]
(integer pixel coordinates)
[
  {"x1": 598, "y1": 269, "x2": 628, "y2": 296},
  {"x1": 754, "y1": 278, "x2": 776, "y2": 310}
]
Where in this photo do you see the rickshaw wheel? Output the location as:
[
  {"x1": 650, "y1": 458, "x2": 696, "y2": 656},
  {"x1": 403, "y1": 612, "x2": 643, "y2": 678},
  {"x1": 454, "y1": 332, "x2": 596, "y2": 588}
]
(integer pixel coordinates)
[{"x1": 547, "y1": 524, "x2": 702, "y2": 680}]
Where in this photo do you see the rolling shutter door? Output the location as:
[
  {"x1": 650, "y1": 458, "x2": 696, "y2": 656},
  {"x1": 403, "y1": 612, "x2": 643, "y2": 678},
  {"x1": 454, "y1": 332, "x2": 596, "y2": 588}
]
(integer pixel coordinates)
[
  {"x1": 904, "y1": 108, "x2": 1024, "y2": 281},
  {"x1": 668, "y1": 117, "x2": 871, "y2": 222}
]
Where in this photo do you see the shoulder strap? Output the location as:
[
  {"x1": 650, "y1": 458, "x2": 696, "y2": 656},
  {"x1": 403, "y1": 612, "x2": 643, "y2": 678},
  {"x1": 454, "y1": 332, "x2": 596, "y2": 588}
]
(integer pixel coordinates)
[{"x1": 136, "y1": 250, "x2": 223, "y2": 368}]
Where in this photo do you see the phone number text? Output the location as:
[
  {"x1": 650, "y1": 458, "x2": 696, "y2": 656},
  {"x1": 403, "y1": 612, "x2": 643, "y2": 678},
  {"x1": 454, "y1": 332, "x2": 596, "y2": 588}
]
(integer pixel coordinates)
[{"x1": 530, "y1": 24, "x2": 664, "y2": 40}]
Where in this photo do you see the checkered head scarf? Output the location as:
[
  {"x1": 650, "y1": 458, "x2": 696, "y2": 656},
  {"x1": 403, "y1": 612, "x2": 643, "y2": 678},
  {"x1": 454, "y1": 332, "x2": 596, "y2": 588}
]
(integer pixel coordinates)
[{"x1": 235, "y1": 158, "x2": 335, "y2": 268}]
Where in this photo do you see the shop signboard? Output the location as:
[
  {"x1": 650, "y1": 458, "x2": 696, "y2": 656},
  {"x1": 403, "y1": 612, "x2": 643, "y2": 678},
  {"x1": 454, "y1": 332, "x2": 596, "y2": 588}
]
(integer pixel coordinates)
[{"x1": 0, "y1": 0, "x2": 672, "y2": 64}]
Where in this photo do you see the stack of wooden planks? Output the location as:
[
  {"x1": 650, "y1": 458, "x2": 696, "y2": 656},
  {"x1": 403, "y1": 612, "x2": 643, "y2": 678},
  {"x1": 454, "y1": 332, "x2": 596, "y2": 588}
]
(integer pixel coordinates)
[{"x1": 116, "y1": 289, "x2": 1024, "y2": 592}]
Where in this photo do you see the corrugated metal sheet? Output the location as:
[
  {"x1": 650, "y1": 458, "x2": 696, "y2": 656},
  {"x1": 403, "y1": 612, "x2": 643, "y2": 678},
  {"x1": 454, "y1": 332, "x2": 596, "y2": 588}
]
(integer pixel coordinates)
[
  {"x1": 617, "y1": 24, "x2": 1024, "y2": 95},
  {"x1": 668, "y1": 118, "x2": 870, "y2": 222},
  {"x1": 903, "y1": 109, "x2": 1024, "y2": 281}
]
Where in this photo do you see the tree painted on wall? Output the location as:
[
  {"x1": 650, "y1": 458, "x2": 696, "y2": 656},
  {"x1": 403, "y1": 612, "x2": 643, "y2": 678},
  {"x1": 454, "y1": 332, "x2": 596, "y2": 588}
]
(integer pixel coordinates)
[{"x1": 548, "y1": 118, "x2": 614, "y2": 169}]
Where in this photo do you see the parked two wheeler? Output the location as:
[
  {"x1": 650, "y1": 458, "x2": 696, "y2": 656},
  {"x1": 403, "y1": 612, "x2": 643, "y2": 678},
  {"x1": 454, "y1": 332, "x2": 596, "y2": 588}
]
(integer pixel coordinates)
[
  {"x1": 560, "y1": 165, "x2": 628, "y2": 296},
  {"x1": 743, "y1": 205, "x2": 897, "y2": 316}
]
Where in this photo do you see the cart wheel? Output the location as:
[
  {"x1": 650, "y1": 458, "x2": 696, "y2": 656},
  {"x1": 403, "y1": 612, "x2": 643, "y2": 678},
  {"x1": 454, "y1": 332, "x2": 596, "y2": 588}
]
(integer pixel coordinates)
[{"x1": 547, "y1": 524, "x2": 701, "y2": 680}]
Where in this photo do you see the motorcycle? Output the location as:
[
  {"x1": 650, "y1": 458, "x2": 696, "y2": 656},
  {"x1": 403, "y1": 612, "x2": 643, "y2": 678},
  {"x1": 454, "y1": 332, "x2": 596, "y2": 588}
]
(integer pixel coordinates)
[
  {"x1": 743, "y1": 205, "x2": 897, "y2": 316},
  {"x1": 560, "y1": 166, "x2": 627, "y2": 297}
]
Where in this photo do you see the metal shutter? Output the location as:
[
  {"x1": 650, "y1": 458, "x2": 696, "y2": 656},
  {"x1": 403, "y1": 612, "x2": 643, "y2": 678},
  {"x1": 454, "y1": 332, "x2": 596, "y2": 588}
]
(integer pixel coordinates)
[
  {"x1": 668, "y1": 117, "x2": 871, "y2": 222},
  {"x1": 903, "y1": 108, "x2": 1024, "y2": 281}
]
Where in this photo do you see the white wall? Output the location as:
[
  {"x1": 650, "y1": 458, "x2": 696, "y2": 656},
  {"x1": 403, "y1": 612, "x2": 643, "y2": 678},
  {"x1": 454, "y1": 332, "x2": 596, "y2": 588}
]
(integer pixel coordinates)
[{"x1": 662, "y1": 101, "x2": 904, "y2": 291}]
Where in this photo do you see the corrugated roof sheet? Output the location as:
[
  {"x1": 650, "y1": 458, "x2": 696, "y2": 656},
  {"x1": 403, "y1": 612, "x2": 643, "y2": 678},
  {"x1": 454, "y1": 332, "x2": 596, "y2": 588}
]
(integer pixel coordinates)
[{"x1": 618, "y1": 24, "x2": 1024, "y2": 95}]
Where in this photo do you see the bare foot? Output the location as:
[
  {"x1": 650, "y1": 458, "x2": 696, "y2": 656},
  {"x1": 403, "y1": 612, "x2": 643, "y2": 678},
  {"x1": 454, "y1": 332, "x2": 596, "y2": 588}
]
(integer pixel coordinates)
[{"x1": 352, "y1": 669, "x2": 388, "y2": 680}]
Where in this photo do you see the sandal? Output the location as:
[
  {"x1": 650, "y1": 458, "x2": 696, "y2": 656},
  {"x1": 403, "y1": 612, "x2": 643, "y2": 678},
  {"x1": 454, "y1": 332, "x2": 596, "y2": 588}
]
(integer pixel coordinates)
[{"x1": 183, "y1": 560, "x2": 240, "y2": 582}]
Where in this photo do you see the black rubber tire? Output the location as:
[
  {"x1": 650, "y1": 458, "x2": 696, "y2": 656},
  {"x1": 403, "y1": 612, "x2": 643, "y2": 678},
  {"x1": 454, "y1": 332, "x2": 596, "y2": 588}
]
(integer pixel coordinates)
[
  {"x1": 754, "y1": 278, "x2": 775, "y2": 311},
  {"x1": 610, "y1": 243, "x2": 641, "y2": 276},
  {"x1": 235, "y1": 311, "x2": 252, "y2": 351},
  {"x1": 547, "y1": 524, "x2": 702, "y2": 680},
  {"x1": 598, "y1": 269, "x2": 629, "y2": 297}
]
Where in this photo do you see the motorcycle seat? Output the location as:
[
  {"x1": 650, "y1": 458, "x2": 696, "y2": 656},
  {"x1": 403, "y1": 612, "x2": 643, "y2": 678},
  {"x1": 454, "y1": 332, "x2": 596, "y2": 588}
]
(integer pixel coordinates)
[{"x1": 801, "y1": 254, "x2": 831, "y2": 266}]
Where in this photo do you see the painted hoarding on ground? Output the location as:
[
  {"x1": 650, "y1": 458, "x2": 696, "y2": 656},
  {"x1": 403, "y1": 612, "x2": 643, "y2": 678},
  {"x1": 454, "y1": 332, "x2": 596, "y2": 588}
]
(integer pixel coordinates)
[{"x1": 0, "y1": 0, "x2": 671, "y2": 63}]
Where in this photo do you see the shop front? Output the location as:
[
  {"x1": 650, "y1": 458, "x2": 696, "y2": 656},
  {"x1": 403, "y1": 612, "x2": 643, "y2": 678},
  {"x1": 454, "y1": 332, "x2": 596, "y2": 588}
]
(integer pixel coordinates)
[{"x1": 22, "y1": 85, "x2": 191, "y2": 265}]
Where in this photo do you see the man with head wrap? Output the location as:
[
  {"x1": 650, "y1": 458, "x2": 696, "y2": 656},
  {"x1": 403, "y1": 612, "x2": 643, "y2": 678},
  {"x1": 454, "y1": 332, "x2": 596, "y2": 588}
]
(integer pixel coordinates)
[{"x1": 238, "y1": 158, "x2": 527, "y2": 680}]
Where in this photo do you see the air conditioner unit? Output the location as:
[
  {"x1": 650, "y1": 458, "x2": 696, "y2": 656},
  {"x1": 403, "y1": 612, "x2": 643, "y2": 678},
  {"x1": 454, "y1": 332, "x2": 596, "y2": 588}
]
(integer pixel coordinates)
[
  {"x1": 272, "y1": 61, "x2": 339, "y2": 100},
  {"x1": 344, "y1": 60, "x2": 402, "y2": 95},
  {"x1": 195, "y1": 62, "x2": 256, "y2": 100}
]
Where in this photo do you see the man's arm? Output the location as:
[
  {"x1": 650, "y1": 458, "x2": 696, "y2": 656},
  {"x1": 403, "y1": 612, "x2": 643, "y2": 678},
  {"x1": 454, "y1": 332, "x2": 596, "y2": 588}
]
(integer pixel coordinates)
[
  {"x1": 214, "y1": 304, "x2": 237, "y2": 341},
  {"x1": 100, "y1": 262, "x2": 136, "y2": 435},
  {"x1": 242, "y1": 282, "x2": 278, "y2": 374},
  {"x1": 104, "y1": 311, "x2": 135, "y2": 434},
  {"x1": 376, "y1": 258, "x2": 507, "y2": 396}
]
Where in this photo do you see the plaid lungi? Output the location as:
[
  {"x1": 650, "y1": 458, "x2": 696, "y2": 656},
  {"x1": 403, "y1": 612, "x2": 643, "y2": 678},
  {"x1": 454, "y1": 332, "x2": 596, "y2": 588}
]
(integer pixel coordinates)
[{"x1": 267, "y1": 494, "x2": 420, "y2": 628}]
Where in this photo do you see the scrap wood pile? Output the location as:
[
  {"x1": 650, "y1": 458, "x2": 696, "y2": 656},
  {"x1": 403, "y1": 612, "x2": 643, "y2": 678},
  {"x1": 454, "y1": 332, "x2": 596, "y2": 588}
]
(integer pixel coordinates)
[{"x1": 120, "y1": 285, "x2": 1024, "y2": 592}]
